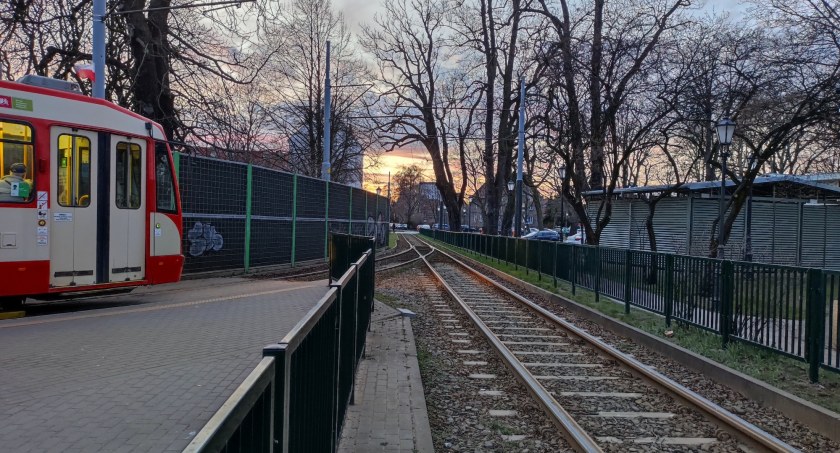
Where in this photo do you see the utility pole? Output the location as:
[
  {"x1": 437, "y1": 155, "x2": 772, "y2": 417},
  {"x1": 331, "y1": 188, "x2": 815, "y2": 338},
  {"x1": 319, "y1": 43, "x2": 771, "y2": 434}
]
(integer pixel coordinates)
[
  {"x1": 514, "y1": 77, "x2": 525, "y2": 237},
  {"x1": 92, "y1": 0, "x2": 105, "y2": 98},
  {"x1": 322, "y1": 41, "x2": 332, "y2": 181}
]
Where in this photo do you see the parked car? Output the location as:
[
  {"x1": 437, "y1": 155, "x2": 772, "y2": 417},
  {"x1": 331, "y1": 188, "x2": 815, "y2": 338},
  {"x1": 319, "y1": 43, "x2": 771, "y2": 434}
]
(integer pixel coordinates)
[
  {"x1": 417, "y1": 224, "x2": 431, "y2": 230},
  {"x1": 523, "y1": 229, "x2": 561, "y2": 241},
  {"x1": 565, "y1": 232, "x2": 584, "y2": 244}
]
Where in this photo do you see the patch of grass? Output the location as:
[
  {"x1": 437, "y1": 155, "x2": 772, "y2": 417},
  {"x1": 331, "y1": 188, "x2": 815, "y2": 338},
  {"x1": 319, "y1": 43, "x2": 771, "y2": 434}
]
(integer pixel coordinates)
[
  {"x1": 485, "y1": 419, "x2": 515, "y2": 435},
  {"x1": 416, "y1": 341, "x2": 434, "y2": 374},
  {"x1": 389, "y1": 232, "x2": 397, "y2": 249},
  {"x1": 424, "y1": 237, "x2": 840, "y2": 414},
  {"x1": 375, "y1": 291, "x2": 399, "y2": 307}
]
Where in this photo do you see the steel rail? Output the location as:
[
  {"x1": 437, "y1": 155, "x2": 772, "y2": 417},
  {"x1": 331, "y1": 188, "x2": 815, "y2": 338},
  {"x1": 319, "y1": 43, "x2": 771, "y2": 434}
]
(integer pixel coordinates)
[
  {"x1": 277, "y1": 235, "x2": 430, "y2": 279},
  {"x1": 422, "y1": 237, "x2": 798, "y2": 453},
  {"x1": 419, "y1": 251, "x2": 602, "y2": 453}
]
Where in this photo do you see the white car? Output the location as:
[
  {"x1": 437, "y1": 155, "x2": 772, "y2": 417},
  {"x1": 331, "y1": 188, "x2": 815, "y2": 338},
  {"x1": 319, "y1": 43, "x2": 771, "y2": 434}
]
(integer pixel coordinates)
[{"x1": 565, "y1": 232, "x2": 584, "y2": 244}]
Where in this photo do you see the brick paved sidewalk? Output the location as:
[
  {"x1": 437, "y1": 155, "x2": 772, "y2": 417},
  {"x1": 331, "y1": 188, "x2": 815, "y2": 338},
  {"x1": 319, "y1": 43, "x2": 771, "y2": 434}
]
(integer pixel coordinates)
[
  {"x1": 338, "y1": 301, "x2": 434, "y2": 453},
  {"x1": 0, "y1": 278, "x2": 327, "y2": 453}
]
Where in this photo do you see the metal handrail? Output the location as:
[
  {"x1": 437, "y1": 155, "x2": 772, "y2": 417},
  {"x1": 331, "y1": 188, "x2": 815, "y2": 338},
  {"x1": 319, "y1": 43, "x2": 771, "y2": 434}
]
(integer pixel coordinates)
[
  {"x1": 184, "y1": 232, "x2": 375, "y2": 453},
  {"x1": 183, "y1": 357, "x2": 276, "y2": 452}
]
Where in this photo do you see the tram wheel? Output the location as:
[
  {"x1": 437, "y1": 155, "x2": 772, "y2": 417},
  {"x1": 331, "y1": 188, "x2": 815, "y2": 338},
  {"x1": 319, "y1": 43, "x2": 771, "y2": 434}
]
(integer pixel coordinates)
[{"x1": 0, "y1": 297, "x2": 24, "y2": 311}]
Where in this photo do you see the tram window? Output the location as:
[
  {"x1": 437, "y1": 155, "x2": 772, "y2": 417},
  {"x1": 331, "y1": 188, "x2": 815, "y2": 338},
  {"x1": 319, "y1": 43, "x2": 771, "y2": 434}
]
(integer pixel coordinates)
[
  {"x1": 57, "y1": 134, "x2": 92, "y2": 207},
  {"x1": 116, "y1": 142, "x2": 142, "y2": 209},
  {"x1": 155, "y1": 142, "x2": 176, "y2": 213},
  {"x1": 0, "y1": 121, "x2": 34, "y2": 203}
]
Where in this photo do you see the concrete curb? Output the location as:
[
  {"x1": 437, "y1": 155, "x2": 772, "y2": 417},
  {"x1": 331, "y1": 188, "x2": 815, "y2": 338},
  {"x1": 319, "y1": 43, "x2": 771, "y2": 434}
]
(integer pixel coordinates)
[
  {"x1": 403, "y1": 309, "x2": 435, "y2": 452},
  {"x1": 432, "y1": 241, "x2": 840, "y2": 444}
]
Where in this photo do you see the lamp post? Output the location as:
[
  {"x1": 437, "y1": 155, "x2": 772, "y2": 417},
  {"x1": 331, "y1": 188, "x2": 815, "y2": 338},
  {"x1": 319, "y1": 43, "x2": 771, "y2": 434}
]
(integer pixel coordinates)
[
  {"x1": 507, "y1": 180, "x2": 515, "y2": 236},
  {"x1": 744, "y1": 155, "x2": 758, "y2": 262},
  {"x1": 376, "y1": 186, "x2": 381, "y2": 219},
  {"x1": 468, "y1": 196, "x2": 473, "y2": 230},
  {"x1": 515, "y1": 77, "x2": 526, "y2": 238},
  {"x1": 558, "y1": 165, "x2": 566, "y2": 240},
  {"x1": 715, "y1": 117, "x2": 736, "y2": 259}
]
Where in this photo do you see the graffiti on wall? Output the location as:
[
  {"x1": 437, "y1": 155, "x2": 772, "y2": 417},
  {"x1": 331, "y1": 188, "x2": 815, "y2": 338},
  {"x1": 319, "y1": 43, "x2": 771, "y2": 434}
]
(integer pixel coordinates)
[
  {"x1": 187, "y1": 222, "x2": 225, "y2": 257},
  {"x1": 366, "y1": 213, "x2": 387, "y2": 246}
]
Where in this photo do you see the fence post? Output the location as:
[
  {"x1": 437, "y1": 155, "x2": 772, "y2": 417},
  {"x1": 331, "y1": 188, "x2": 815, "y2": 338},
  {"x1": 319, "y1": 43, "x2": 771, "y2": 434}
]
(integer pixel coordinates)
[
  {"x1": 291, "y1": 174, "x2": 298, "y2": 267},
  {"x1": 553, "y1": 242, "x2": 558, "y2": 288},
  {"x1": 514, "y1": 238, "x2": 519, "y2": 270},
  {"x1": 537, "y1": 241, "x2": 542, "y2": 281},
  {"x1": 595, "y1": 248, "x2": 601, "y2": 302},
  {"x1": 348, "y1": 187, "x2": 353, "y2": 235},
  {"x1": 525, "y1": 240, "x2": 529, "y2": 275},
  {"x1": 244, "y1": 164, "x2": 253, "y2": 273},
  {"x1": 571, "y1": 246, "x2": 577, "y2": 295},
  {"x1": 807, "y1": 269, "x2": 826, "y2": 383},
  {"x1": 665, "y1": 254, "x2": 674, "y2": 326},
  {"x1": 262, "y1": 344, "x2": 288, "y2": 453},
  {"x1": 720, "y1": 260, "x2": 734, "y2": 348},
  {"x1": 624, "y1": 249, "x2": 632, "y2": 314},
  {"x1": 330, "y1": 282, "x2": 344, "y2": 452},
  {"x1": 324, "y1": 181, "x2": 330, "y2": 259}
]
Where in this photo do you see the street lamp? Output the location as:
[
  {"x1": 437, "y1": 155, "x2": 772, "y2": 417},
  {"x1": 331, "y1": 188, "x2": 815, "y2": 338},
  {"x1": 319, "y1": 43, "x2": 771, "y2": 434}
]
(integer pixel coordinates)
[
  {"x1": 375, "y1": 187, "x2": 382, "y2": 228},
  {"x1": 467, "y1": 196, "x2": 474, "y2": 230},
  {"x1": 558, "y1": 165, "x2": 566, "y2": 240},
  {"x1": 744, "y1": 155, "x2": 758, "y2": 262},
  {"x1": 506, "y1": 180, "x2": 516, "y2": 236},
  {"x1": 715, "y1": 117, "x2": 736, "y2": 258}
]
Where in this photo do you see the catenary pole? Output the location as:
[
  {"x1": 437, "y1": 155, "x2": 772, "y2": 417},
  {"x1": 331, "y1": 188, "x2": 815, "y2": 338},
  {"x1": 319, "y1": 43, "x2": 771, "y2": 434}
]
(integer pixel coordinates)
[
  {"x1": 322, "y1": 41, "x2": 332, "y2": 181},
  {"x1": 92, "y1": 0, "x2": 106, "y2": 98}
]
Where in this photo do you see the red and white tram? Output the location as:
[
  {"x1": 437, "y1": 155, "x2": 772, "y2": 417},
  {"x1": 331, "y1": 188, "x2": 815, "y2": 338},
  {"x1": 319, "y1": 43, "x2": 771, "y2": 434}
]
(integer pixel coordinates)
[{"x1": 0, "y1": 76, "x2": 183, "y2": 311}]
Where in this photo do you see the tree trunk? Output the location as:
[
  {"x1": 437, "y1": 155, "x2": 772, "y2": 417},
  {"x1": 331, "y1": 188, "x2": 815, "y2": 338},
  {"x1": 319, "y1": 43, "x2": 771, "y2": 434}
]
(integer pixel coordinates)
[{"x1": 124, "y1": 0, "x2": 178, "y2": 140}]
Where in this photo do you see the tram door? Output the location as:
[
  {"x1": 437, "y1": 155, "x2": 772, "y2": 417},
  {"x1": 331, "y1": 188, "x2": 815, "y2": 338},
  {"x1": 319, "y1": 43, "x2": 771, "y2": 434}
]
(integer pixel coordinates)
[
  {"x1": 109, "y1": 140, "x2": 145, "y2": 282},
  {"x1": 50, "y1": 127, "x2": 98, "y2": 287}
]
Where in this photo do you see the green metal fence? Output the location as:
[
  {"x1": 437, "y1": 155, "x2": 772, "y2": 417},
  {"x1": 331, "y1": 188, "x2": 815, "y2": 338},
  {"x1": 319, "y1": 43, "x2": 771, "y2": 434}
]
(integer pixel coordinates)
[
  {"x1": 422, "y1": 229, "x2": 840, "y2": 382},
  {"x1": 176, "y1": 153, "x2": 389, "y2": 274},
  {"x1": 184, "y1": 233, "x2": 375, "y2": 452}
]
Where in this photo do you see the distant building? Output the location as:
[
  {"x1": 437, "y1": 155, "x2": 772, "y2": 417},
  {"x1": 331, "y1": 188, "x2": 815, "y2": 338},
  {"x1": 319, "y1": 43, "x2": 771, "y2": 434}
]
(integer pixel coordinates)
[{"x1": 584, "y1": 173, "x2": 840, "y2": 270}]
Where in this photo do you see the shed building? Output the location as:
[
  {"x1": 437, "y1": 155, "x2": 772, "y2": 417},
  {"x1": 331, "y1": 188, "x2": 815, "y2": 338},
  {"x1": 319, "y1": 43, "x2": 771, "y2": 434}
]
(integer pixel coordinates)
[{"x1": 584, "y1": 174, "x2": 840, "y2": 270}]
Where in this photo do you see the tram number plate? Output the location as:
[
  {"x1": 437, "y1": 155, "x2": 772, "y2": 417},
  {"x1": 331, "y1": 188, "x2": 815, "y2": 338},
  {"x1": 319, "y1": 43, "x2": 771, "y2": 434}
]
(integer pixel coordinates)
[{"x1": 53, "y1": 212, "x2": 72, "y2": 222}]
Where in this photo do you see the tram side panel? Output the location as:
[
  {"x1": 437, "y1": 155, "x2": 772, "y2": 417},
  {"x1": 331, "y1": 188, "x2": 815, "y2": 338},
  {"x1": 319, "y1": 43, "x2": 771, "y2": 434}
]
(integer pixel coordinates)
[
  {"x1": 0, "y1": 118, "x2": 50, "y2": 297},
  {"x1": 147, "y1": 140, "x2": 183, "y2": 285}
]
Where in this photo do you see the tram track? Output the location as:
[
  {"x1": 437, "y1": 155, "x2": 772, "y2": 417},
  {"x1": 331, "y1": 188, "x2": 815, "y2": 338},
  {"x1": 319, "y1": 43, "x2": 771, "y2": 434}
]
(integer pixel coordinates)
[
  {"x1": 275, "y1": 233, "x2": 430, "y2": 278},
  {"x1": 414, "y1": 235, "x2": 797, "y2": 452}
]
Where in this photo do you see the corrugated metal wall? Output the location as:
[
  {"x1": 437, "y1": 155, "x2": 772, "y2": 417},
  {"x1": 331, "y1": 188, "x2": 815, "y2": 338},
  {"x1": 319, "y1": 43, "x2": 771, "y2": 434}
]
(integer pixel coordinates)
[{"x1": 589, "y1": 197, "x2": 840, "y2": 270}]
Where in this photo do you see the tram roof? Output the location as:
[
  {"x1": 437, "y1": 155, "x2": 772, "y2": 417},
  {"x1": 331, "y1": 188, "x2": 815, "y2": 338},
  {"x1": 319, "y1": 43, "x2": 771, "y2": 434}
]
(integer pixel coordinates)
[{"x1": 0, "y1": 79, "x2": 166, "y2": 141}]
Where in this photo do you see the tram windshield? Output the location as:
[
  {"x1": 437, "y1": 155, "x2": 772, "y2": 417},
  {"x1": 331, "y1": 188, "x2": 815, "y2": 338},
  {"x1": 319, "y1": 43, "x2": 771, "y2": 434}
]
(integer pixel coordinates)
[{"x1": 0, "y1": 121, "x2": 34, "y2": 203}]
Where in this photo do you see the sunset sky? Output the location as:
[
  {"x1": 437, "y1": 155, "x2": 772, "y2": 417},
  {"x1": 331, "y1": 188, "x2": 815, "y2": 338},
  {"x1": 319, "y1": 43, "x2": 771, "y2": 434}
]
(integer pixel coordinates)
[{"x1": 363, "y1": 145, "x2": 433, "y2": 193}]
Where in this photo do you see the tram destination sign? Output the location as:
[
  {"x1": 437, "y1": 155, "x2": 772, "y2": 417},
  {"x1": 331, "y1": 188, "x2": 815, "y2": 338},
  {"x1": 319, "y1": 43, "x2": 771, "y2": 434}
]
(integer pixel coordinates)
[{"x1": 0, "y1": 94, "x2": 33, "y2": 111}]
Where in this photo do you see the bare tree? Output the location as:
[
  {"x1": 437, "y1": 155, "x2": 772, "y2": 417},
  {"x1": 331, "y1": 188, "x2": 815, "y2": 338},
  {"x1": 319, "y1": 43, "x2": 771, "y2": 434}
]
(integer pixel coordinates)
[
  {"x1": 361, "y1": 0, "x2": 474, "y2": 230},
  {"x1": 393, "y1": 164, "x2": 425, "y2": 225},
  {"x1": 702, "y1": 2, "x2": 840, "y2": 256},
  {"x1": 259, "y1": 0, "x2": 372, "y2": 184},
  {"x1": 527, "y1": 0, "x2": 690, "y2": 244}
]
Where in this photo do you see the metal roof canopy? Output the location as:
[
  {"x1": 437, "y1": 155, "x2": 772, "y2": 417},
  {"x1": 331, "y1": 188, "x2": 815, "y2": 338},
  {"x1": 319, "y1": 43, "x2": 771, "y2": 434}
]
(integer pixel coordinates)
[{"x1": 583, "y1": 173, "x2": 840, "y2": 201}]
